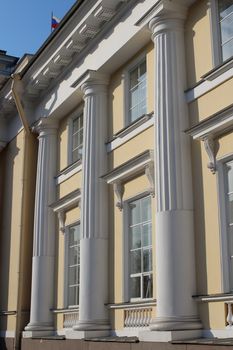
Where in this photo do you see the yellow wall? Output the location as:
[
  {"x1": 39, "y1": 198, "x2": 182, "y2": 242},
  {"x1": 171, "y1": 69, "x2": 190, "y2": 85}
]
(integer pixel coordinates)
[
  {"x1": 185, "y1": 0, "x2": 212, "y2": 88},
  {"x1": 189, "y1": 78, "x2": 233, "y2": 125},
  {"x1": 58, "y1": 171, "x2": 82, "y2": 199}
]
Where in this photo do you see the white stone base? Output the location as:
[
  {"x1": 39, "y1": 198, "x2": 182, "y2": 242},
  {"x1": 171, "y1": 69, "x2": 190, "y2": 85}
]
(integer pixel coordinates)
[
  {"x1": 65, "y1": 329, "x2": 110, "y2": 339},
  {"x1": 139, "y1": 329, "x2": 202, "y2": 342},
  {"x1": 22, "y1": 330, "x2": 55, "y2": 338}
]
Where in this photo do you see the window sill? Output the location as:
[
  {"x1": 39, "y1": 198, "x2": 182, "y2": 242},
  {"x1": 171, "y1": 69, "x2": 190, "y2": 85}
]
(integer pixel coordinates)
[
  {"x1": 113, "y1": 113, "x2": 153, "y2": 140},
  {"x1": 193, "y1": 292, "x2": 233, "y2": 303},
  {"x1": 201, "y1": 56, "x2": 233, "y2": 81},
  {"x1": 55, "y1": 160, "x2": 82, "y2": 185},
  {"x1": 107, "y1": 300, "x2": 156, "y2": 309},
  {"x1": 52, "y1": 307, "x2": 79, "y2": 314}
]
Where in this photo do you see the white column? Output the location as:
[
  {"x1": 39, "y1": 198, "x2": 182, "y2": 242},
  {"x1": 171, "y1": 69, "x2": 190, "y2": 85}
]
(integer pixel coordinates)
[
  {"x1": 148, "y1": 7, "x2": 202, "y2": 334},
  {"x1": 72, "y1": 72, "x2": 110, "y2": 337},
  {"x1": 24, "y1": 118, "x2": 58, "y2": 336}
]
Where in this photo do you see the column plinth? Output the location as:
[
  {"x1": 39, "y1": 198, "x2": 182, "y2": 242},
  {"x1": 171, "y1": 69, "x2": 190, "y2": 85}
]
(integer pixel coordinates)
[
  {"x1": 24, "y1": 118, "x2": 58, "y2": 337},
  {"x1": 70, "y1": 72, "x2": 110, "y2": 339},
  {"x1": 140, "y1": 9, "x2": 202, "y2": 341}
]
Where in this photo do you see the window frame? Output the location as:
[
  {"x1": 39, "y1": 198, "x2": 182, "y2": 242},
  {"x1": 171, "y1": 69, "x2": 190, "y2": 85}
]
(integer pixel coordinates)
[
  {"x1": 64, "y1": 221, "x2": 81, "y2": 309},
  {"x1": 67, "y1": 106, "x2": 83, "y2": 166},
  {"x1": 122, "y1": 191, "x2": 153, "y2": 303},
  {"x1": 217, "y1": 154, "x2": 233, "y2": 293},
  {"x1": 122, "y1": 53, "x2": 147, "y2": 127},
  {"x1": 210, "y1": 0, "x2": 233, "y2": 66}
]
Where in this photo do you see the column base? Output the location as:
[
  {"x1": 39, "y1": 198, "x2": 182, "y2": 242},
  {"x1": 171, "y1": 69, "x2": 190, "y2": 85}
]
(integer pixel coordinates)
[
  {"x1": 139, "y1": 329, "x2": 202, "y2": 342},
  {"x1": 66, "y1": 329, "x2": 110, "y2": 339},
  {"x1": 150, "y1": 316, "x2": 202, "y2": 331},
  {"x1": 73, "y1": 319, "x2": 110, "y2": 331},
  {"x1": 23, "y1": 330, "x2": 55, "y2": 338}
]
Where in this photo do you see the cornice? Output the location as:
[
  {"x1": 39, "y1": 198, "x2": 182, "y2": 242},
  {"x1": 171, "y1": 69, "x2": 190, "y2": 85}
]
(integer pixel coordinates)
[{"x1": 23, "y1": 0, "x2": 130, "y2": 98}]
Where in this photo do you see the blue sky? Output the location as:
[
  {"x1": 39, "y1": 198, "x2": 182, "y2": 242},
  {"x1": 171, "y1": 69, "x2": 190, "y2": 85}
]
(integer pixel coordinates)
[{"x1": 0, "y1": 0, "x2": 77, "y2": 58}]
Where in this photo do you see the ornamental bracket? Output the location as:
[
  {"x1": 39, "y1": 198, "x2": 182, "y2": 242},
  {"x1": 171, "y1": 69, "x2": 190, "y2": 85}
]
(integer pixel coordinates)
[
  {"x1": 113, "y1": 181, "x2": 124, "y2": 211},
  {"x1": 202, "y1": 135, "x2": 218, "y2": 174}
]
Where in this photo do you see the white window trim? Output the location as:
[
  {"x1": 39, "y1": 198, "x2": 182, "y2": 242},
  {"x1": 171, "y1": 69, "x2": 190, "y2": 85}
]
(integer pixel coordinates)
[
  {"x1": 67, "y1": 105, "x2": 83, "y2": 166},
  {"x1": 122, "y1": 191, "x2": 153, "y2": 303},
  {"x1": 122, "y1": 52, "x2": 147, "y2": 127},
  {"x1": 64, "y1": 221, "x2": 81, "y2": 309},
  {"x1": 209, "y1": 0, "x2": 222, "y2": 67},
  {"x1": 217, "y1": 153, "x2": 233, "y2": 293}
]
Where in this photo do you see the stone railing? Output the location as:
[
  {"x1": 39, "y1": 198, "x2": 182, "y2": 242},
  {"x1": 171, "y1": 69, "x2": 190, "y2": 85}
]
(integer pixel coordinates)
[
  {"x1": 63, "y1": 310, "x2": 79, "y2": 328},
  {"x1": 226, "y1": 302, "x2": 233, "y2": 327},
  {"x1": 124, "y1": 307, "x2": 153, "y2": 328}
]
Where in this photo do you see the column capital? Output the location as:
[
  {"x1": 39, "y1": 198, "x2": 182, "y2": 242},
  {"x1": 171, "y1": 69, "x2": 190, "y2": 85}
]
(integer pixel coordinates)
[
  {"x1": 81, "y1": 70, "x2": 109, "y2": 96},
  {"x1": 149, "y1": 0, "x2": 187, "y2": 38},
  {"x1": 0, "y1": 141, "x2": 7, "y2": 152},
  {"x1": 32, "y1": 117, "x2": 59, "y2": 136}
]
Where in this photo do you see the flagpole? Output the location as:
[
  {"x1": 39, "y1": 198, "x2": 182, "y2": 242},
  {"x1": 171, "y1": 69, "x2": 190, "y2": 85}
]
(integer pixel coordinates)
[{"x1": 51, "y1": 11, "x2": 53, "y2": 33}]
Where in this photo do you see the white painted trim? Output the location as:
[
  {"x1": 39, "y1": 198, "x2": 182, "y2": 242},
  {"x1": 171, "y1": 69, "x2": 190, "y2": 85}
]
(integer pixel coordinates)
[
  {"x1": 110, "y1": 328, "x2": 150, "y2": 338},
  {"x1": 67, "y1": 105, "x2": 84, "y2": 166},
  {"x1": 51, "y1": 189, "x2": 81, "y2": 213},
  {"x1": 122, "y1": 52, "x2": 147, "y2": 127},
  {"x1": 108, "y1": 301, "x2": 156, "y2": 309},
  {"x1": 0, "y1": 331, "x2": 15, "y2": 338},
  {"x1": 103, "y1": 150, "x2": 154, "y2": 184},
  {"x1": 107, "y1": 117, "x2": 154, "y2": 152},
  {"x1": 185, "y1": 64, "x2": 233, "y2": 103},
  {"x1": 56, "y1": 162, "x2": 82, "y2": 185},
  {"x1": 209, "y1": 0, "x2": 222, "y2": 67},
  {"x1": 202, "y1": 329, "x2": 233, "y2": 338},
  {"x1": 194, "y1": 294, "x2": 233, "y2": 302},
  {"x1": 216, "y1": 155, "x2": 233, "y2": 293}
]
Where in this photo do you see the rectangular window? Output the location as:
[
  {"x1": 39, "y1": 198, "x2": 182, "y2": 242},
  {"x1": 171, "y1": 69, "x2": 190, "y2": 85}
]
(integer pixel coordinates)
[
  {"x1": 128, "y1": 195, "x2": 153, "y2": 300},
  {"x1": 71, "y1": 114, "x2": 83, "y2": 163},
  {"x1": 67, "y1": 223, "x2": 81, "y2": 307},
  {"x1": 224, "y1": 160, "x2": 233, "y2": 289},
  {"x1": 218, "y1": 0, "x2": 233, "y2": 61},
  {"x1": 128, "y1": 59, "x2": 147, "y2": 124}
]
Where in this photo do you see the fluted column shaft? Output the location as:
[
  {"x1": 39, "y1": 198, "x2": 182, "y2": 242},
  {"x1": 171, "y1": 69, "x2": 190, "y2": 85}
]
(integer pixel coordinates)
[
  {"x1": 74, "y1": 73, "x2": 109, "y2": 332},
  {"x1": 25, "y1": 118, "x2": 58, "y2": 332},
  {"x1": 150, "y1": 13, "x2": 201, "y2": 331}
]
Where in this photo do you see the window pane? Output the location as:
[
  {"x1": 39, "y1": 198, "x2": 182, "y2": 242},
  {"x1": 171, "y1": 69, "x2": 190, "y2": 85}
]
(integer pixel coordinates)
[
  {"x1": 139, "y1": 60, "x2": 146, "y2": 77},
  {"x1": 228, "y1": 193, "x2": 233, "y2": 224},
  {"x1": 220, "y1": 12, "x2": 233, "y2": 43},
  {"x1": 130, "y1": 276, "x2": 141, "y2": 298},
  {"x1": 69, "y1": 246, "x2": 79, "y2": 266},
  {"x1": 219, "y1": 0, "x2": 233, "y2": 19},
  {"x1": 129, "y1": 199, "x2": 141, "y2": 225},
  {"x1": 143, "y1": 275, "x2": 153, "y2": 299},
  {"x1": 141, "y1": 196, "x2": 151, "y2": 222},
  {"x1": 222, "y1": 38, "x2": 233, "y2": 61},
  {"x1": 130, "y1": 250, "x2": 141, "y2": 274},
  {"x1": 130, "y1": 225, "x2": 141, "y2": 249},
  {"x1": 68, "y1": 266, "x2": 79, "y2": 285},
  {"x1": 142, "y1": 223, "x2": 152, "y2": 247},
  {"x1": 69, "y1": 225, "x2": 81, "y2": 246},
  {"x1": 130, "y1": 67, "x2": 138, "y2": 89},
  {"x1": 226, "y1": 161, "x2": 233, "y2": 193},
  {"x1": 68, "y1": 286, "x2": 79, "y2": 306},
  {"x1": 143, "y1": 248, "x2": 152, "y2": 273}
]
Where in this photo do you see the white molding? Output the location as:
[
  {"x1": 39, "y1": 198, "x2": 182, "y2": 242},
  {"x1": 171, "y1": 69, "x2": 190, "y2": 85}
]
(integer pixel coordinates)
[
  {"x1": 193, "y1": 294, "x2": 233, "y2": 302},
  {"x1": 209, "y1": 0, "x2": 222, "y2": 67},
  {"x1": 110, "y1": 328, "x2": 149, "y2": 338},
  {"x1": 187, "y1": 104, "x2": 233, "y2": 140},
  {"x1": 122, "y1": 52, "x2": 147, "y2": 127},
  {"x1": 102, "y1": 150, "x2": 154, "y2": 210},
  {"x1": 107, "y1": 117, "x2": 154, "y2": 152},
  {"x1": 108, "y1": 301, "x2": 156, "y2": 309},
  {"x1": 217, "y1": 156, "x2": 233, "y2": 293},
  {"x1": 186, "y1": 63, "x2": 233, "y2": 103},
  {"x1": 202, "y1": 329, "x2": 233, "y2": 338},
  {"x1": 56, "y1": 162, "x2": 82, "y2": 185}
]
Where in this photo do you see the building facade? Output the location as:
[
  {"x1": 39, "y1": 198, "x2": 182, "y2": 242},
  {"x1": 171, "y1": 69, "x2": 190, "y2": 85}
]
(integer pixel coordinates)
[{"x1": 0, "y1": 0, "x2": 233, "y2": 349}]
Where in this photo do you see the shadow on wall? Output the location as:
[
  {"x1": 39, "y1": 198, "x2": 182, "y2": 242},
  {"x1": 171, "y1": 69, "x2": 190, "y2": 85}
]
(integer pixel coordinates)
[
  {"x1": 0, "y1": 140, "x2": 19, "y2": 333},
  {"x1": 185, "y1": 0, "x2": 210, "y2": 90}
]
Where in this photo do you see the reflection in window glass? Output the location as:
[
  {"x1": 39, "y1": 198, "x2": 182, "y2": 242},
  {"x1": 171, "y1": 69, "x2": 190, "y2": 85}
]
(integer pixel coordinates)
[
  {"x1": 71, "y1": 115, "x2": 83, "y2": 163},
  {"x1": 218, "y1": 0, "x2": 233, "y2": 61},
  {"x1": 129, "y1": 59, "x2": 147, "y2": 123},
  {"x1": 128, "y1": 196, "x2": 153, "y2": 299},
  {"x1": 67, "y1": 224, "x2": 80, "y2": 306}
]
